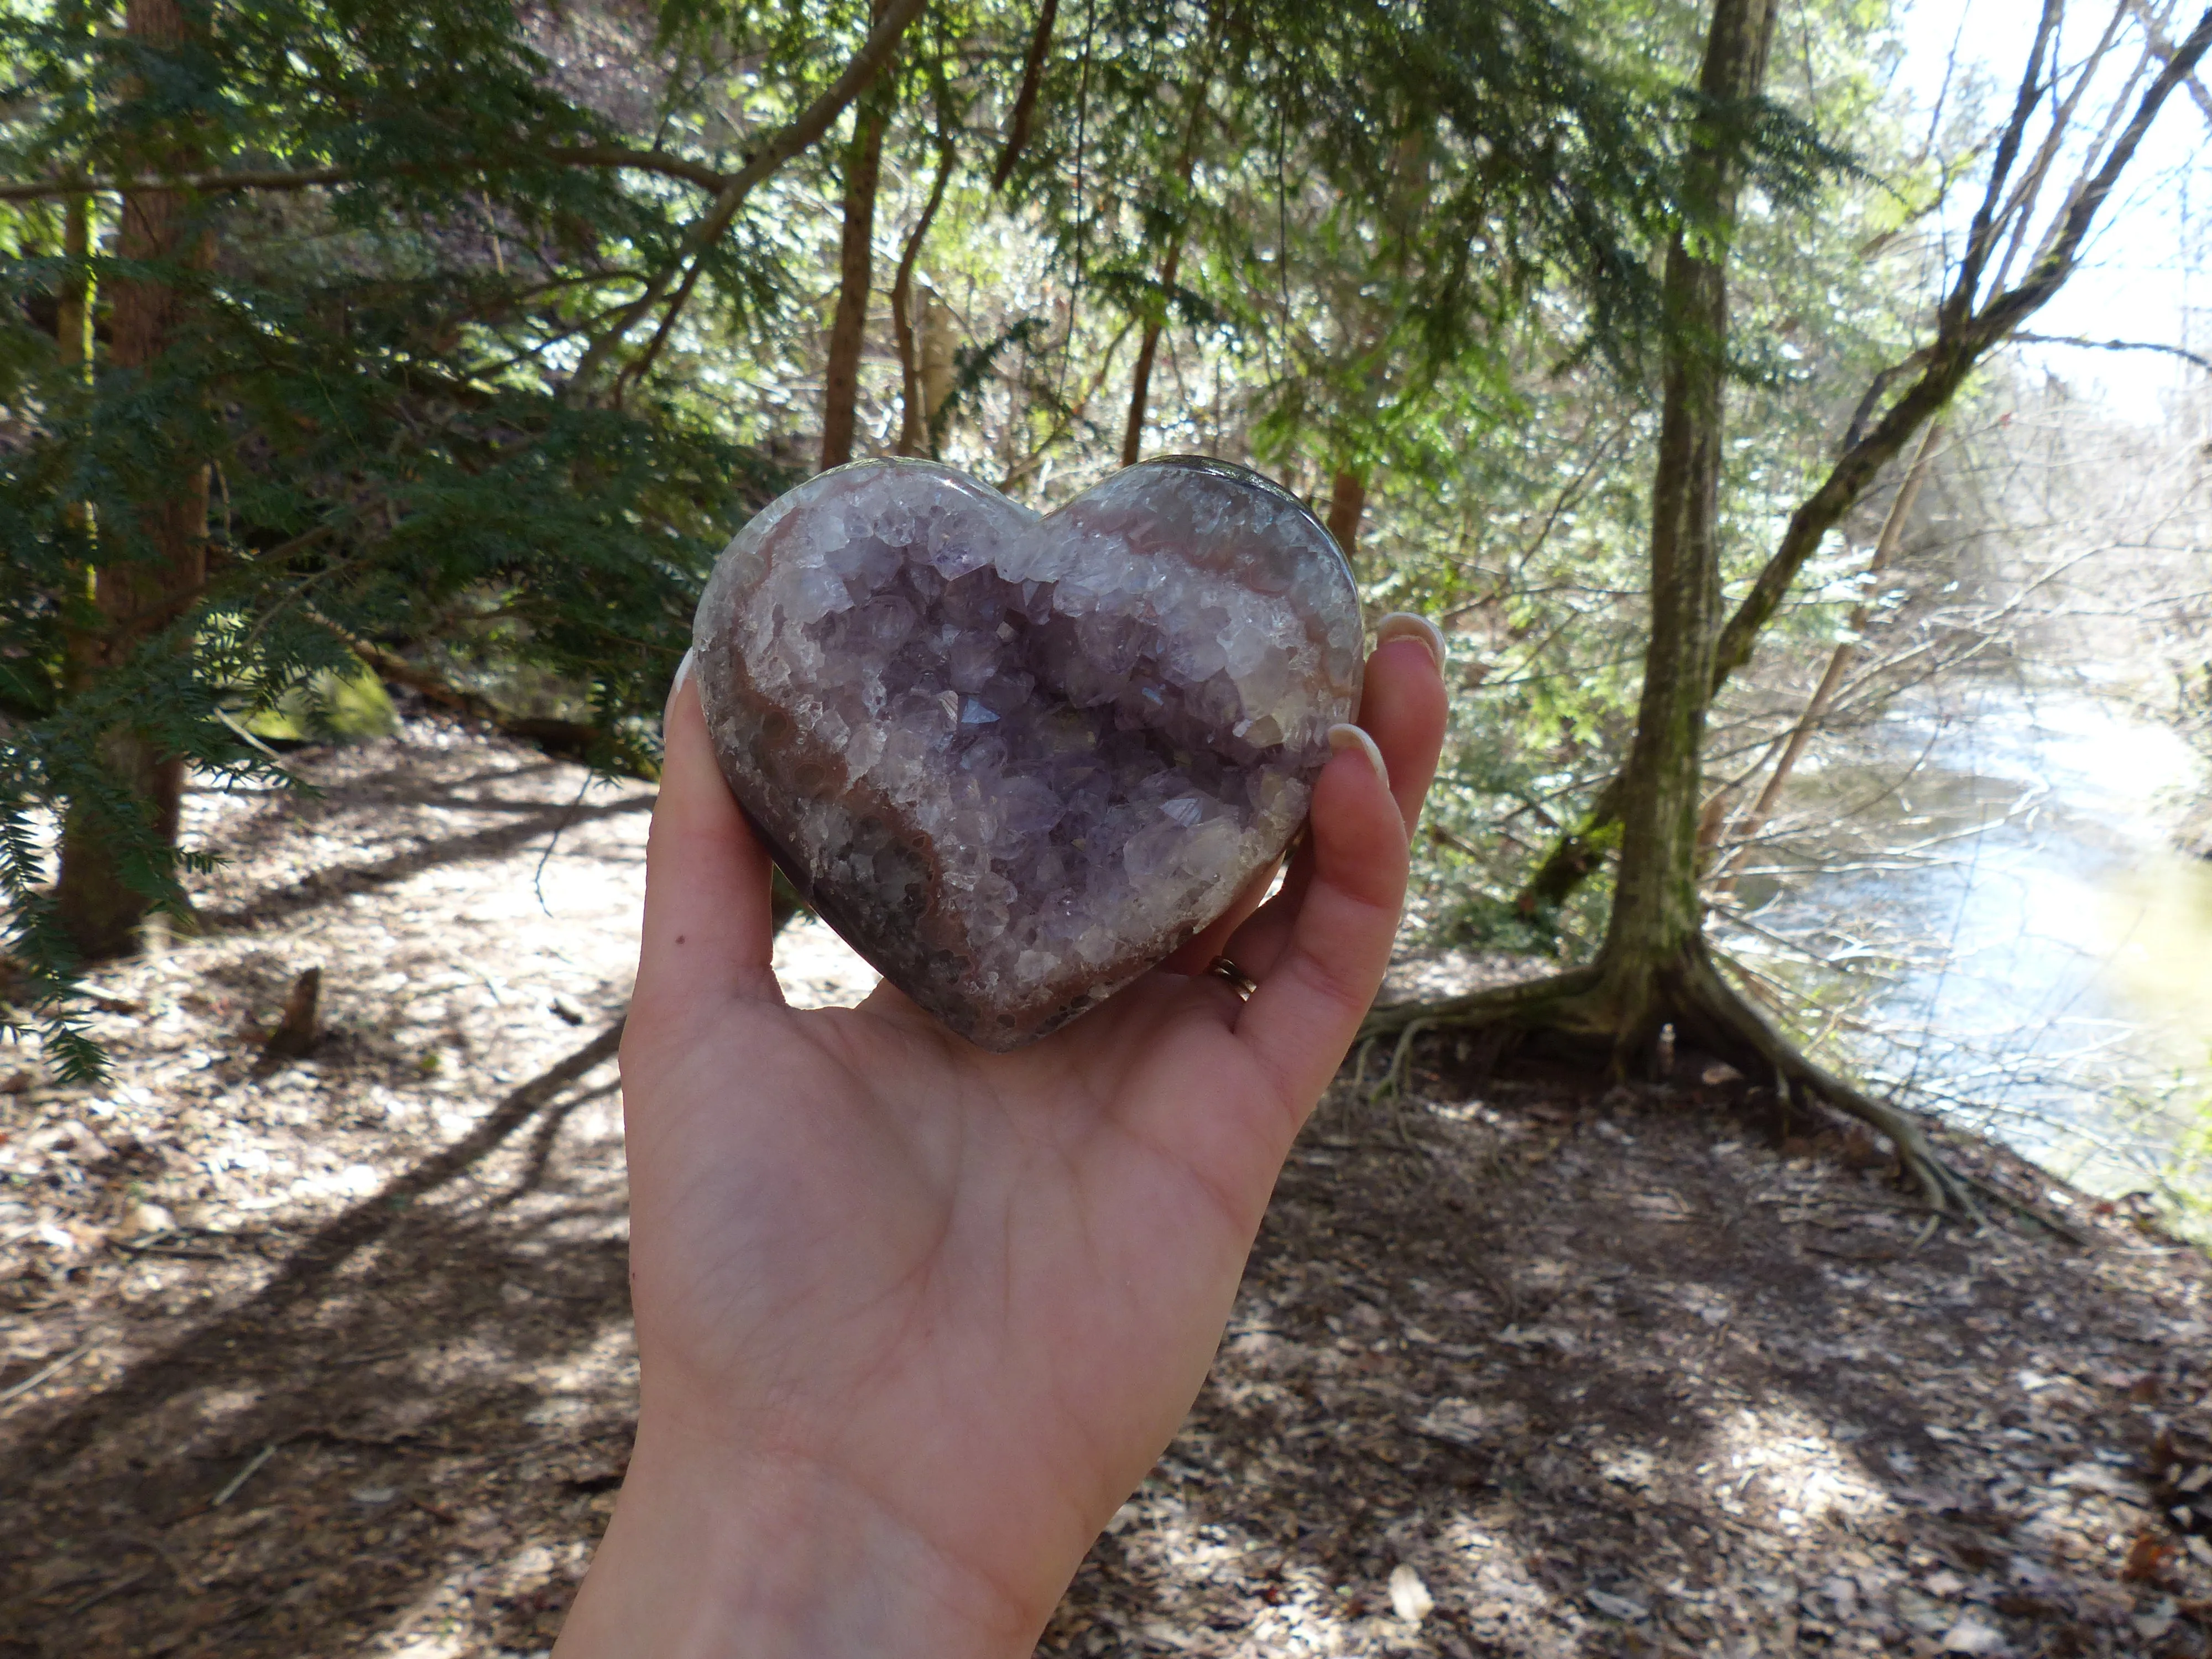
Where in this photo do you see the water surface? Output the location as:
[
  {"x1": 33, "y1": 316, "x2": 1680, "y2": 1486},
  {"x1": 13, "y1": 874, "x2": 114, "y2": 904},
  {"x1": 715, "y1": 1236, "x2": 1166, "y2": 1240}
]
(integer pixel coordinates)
[{"x1": 1727, "y1": 678, "x2": 2212, "y2": 1199}]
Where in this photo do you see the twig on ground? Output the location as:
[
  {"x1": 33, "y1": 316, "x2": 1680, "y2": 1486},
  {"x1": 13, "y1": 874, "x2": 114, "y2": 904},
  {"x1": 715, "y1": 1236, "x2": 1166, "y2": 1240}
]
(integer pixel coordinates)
[
  {"x1": 456, "y1": 1425, "x2": 636, "y2": 1468},
  {"x1": 65, "y1": 1567, "x2": 151, "y2": 1618},
  {"x1": 0, "y1": 1344, "x2": 87, "y2": 1408},
  {"x1": 210, "y1": 1443, "x2": 279, "y2": 1507}
]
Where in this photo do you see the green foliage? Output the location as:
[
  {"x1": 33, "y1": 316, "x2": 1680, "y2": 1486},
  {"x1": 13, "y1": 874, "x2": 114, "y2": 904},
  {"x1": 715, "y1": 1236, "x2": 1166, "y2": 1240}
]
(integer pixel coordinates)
[
  {"x1": 0, "y1": 0, "x2": 1966, "y2": 1079},
  {"x1": 0, "y1": 0, "x2": 813, "y2": 1070},
  {"x1": 930, "y1": 313, "x2": 1049, "y2": 455},
  {"x1": 238, "y1": 664, "x2": 398, "y2": 743}
]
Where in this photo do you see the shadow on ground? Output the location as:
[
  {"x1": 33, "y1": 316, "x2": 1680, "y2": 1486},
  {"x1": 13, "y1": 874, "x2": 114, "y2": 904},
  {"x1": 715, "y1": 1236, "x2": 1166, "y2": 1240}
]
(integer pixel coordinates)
[
  {"x1": 2, "y1": 1028, "x2": 638, "y2": 1659},
  {"x1": 3, "y1": 720, "x2": 2208, "y2": 1658},
  {"x1": 1037, "y1": 1060, "x2": 2212, "y2": 1658}
]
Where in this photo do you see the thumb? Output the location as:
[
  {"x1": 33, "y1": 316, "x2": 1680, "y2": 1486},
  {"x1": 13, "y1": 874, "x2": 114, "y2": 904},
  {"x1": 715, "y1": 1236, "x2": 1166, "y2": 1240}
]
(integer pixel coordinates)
[{"x1": 632, "y1": 650, "x2": 785, "y2": 1021}]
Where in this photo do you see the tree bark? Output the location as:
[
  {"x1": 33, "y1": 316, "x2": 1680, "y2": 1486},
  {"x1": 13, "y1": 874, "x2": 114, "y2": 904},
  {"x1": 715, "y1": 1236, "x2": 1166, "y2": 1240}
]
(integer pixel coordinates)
[
  {"x1": 59, "y1": 197, "x2": 91, "y2": 379},
  {"x1": 1578, "y1": 0, "x2": 1777, "y2": 1058},
  {"x1": 1117, "y1": 50, "x2": 1215, "y2": 467},
  {"x1": 1325, "y1": 469, "x2": 1368, "y2": 560},
  {"x1": 917, "y1": 286, "x2": 955, "y2": 450},
  {"x1": 893, "y1": 145, "x2": 956, "y2": 456},
  {"x1": 990, "y1": 0, "x2": 1060, "y2": 191},
  {"x1": 820, "y1": 97, "x2": 888, "y2": 471},
  {"x1": 54, "y1": 0, "x2": 216, "y2": 961},
  {"x1": 1118, "y1": 239, "x2": 1182, "y2": 467}
]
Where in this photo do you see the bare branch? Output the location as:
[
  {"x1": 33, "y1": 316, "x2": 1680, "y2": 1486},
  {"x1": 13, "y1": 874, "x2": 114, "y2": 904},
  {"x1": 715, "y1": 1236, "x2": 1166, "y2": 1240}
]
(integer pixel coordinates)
[
  {"x1": 1978, "y1": 4, "x2": 2212, "y2": 331},
  {"x1": 568, "y1": 0, "x2": 932, "y2": 401},
  {"x1": 1944, "y1": 0, "x2": 2062, "y2": 328},
  {"x1": 2131, "y1": 0, "x2": 2212, "y2": 122},
  {"x1": 1989, "y1": 1, "x2": 2135, "y2": 292},
  {"x1": 1712, "y1": 421, "x2": 1947, "y2": 894},
  {"x1": 2011, "y1": 329, "x2": 2212, "y2": 369}
]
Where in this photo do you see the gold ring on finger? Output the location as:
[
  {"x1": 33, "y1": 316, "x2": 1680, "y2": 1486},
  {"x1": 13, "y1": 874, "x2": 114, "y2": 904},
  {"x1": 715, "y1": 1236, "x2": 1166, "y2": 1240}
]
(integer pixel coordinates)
[{"x1": 1206, "y1": 955, "x2": 1259, "y2": 1001}]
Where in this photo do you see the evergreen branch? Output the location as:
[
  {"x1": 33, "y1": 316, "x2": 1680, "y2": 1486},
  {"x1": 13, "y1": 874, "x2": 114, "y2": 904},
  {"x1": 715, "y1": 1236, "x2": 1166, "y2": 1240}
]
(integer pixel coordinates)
[
  {"x1": 928, "y1": 316, "x2": 1047, "y2": 454},
  {"x1": 572, "y1": 0, "x2": 932, "y2": 401},
  {"x1": 542, "y1": 145, "x2": 730, "y2": 192},
  {"x1": 331, "y1": 625, "x2": 652, "y2": 781},
  {"x1": 0, "y1": 144, "x2": 737, "y2": 202}
]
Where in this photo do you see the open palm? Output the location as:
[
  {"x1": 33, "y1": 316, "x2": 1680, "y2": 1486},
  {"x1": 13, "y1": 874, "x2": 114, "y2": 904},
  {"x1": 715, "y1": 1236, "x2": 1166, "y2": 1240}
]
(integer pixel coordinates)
[{"x1": 558, "y1": 628, "x2": 1446, "y2": 1658}]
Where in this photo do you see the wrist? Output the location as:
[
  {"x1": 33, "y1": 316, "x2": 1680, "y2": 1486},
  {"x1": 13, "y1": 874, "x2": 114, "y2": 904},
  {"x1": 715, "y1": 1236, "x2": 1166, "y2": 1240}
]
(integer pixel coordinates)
[{"x1": 554, "y1": 1400, "x2": 1050, "y2": 1658}]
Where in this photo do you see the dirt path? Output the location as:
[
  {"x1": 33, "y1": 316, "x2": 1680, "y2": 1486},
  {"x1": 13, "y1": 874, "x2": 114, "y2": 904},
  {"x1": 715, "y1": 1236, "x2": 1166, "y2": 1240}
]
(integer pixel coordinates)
[{"x1": 3, "y1": 723, "x2": 2208, "y2": 1657}]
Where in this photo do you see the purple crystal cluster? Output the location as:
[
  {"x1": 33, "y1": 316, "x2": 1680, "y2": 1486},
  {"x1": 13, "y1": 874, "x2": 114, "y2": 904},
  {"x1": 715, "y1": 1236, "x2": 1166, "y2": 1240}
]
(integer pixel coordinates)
[{"x1": 693, "y1": 455, "x2": 1363, "y2": 1048}]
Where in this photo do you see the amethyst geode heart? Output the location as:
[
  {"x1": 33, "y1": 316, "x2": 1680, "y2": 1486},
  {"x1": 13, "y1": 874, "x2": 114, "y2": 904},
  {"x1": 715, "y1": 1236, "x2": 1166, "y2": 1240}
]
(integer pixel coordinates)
[{"x1": 692, "y1": 456, "x2": 1363, "y2": 1049}]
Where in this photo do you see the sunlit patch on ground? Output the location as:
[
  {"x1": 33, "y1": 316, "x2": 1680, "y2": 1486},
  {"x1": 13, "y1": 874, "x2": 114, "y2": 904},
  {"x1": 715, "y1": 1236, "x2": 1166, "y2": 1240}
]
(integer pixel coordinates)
[{"x1": 3, "y1": 722, "x2": 2208, "y2": 1657}]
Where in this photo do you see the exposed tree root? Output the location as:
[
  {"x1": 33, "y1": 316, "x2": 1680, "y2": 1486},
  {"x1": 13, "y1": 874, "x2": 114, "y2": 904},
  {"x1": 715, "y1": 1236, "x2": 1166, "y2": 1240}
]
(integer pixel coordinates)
[{"x1": 1357, "y1": 946, "x2": 1993, "y2": 1222}]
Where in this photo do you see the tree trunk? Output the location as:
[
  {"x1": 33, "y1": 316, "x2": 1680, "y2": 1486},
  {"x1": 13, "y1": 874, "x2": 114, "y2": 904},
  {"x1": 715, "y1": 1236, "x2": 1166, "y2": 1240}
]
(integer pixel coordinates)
[
  {"x1": 1353, "y1": 0, "x2": 2071, "y2": 1217},
  {"x1": 53, "y1": 0, "x2": 215, "y2": 962},
  {"x1": 892, "y1": 146, "x2": 956, "y2": 456},
  {"x1": 1119, "y1": 241, "x2": 1181, "y2": 467},
  {"x1": 820, "y1": 96, "x2": 887, "y2": 472},
  {"x1": 917, "y1": 286, "x2": 955, "y2": 450},
  {"x1": 1578, "y1": 0, "x2": 1777, "y2": 1060},
  {"x1": 59, "y1": 198, "x2": 91, "y2": 378},
  {"x1": 1326, "y1": 469, "x2": 1367, "y2": 560},
  {"x1": 1117, "y1": 53, "x2": 1215, "y2": 468}
]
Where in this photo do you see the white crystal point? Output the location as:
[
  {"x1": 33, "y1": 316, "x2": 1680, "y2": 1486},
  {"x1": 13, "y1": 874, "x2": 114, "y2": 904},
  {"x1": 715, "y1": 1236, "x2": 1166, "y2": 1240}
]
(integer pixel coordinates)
[{"x1": 693, "y1": 455, "x2": 1363, "y2": 1050}]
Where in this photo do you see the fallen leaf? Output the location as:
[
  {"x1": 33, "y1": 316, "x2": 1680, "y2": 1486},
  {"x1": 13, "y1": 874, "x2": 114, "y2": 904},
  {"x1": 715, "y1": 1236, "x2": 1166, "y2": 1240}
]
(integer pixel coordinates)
[
  {"x1": 1939, "y1": 1614, "x2": 2007, "y2": 1654},
  {"x1": 2132, "y1": 1602, "x2": 2177, "y2": 1640},
  {"x1": 2121, "y1": 1534, "x2": 2175, "y2": 1583},
  {"x1": 1390, "y1": 1563, "x2": 1433, "y2": 1625},
  {"x1": 1587, "y1": 1588, "x2": 1650, "y2": 1621}
]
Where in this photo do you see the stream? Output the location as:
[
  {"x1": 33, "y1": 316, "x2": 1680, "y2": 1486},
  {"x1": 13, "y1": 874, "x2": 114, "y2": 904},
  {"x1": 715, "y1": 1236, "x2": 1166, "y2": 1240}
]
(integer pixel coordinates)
[{"x1": 1725, "y1": 674, "x2": 2212, "y2": 1203}]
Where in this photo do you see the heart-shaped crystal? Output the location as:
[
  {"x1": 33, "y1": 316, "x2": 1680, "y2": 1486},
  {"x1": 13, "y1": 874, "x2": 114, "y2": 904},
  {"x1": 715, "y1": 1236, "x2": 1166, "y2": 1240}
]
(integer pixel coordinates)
[{"x1": 693, "y1": 456, "x2": 1363, "y2": 1048}]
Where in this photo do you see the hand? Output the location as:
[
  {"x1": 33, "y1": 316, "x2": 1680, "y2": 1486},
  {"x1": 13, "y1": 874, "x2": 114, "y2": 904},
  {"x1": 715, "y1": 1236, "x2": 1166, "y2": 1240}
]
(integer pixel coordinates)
[{"x1": 555, "y1": 620, "x2": 1448, "y2": 1658}]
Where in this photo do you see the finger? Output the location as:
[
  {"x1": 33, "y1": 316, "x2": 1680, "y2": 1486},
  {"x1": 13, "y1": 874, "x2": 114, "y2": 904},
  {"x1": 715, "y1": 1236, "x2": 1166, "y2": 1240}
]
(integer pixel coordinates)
[
  {"x1": 634, "y1": 651, "x2": 784, "y2": 1014},
  {"x1": 1231, "y1": 726, "x2": 1411, "y2": 1115},
  {"x1": 1162, "y1": 618, "x2": 1448, "y2": 987},
  {"x1": 1214, "y1": 618, "x2": 1451, "y2": 984},
  {"x1": 1363, "y1": 614, "x2": 1451, "y2": 842}
]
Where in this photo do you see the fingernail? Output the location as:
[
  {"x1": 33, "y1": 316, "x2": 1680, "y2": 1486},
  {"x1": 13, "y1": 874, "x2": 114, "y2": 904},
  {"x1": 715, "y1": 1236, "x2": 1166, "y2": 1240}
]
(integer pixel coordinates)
[
  {"x1": 1375, "y1": 612, "x2": 1447, "y2": 673},
  {"x1": 1327, "y1": 723, "x2": 1390, "y2": 792},
  {"x1": 664, "y1": 645, "x2": 697, "y2": 725}
]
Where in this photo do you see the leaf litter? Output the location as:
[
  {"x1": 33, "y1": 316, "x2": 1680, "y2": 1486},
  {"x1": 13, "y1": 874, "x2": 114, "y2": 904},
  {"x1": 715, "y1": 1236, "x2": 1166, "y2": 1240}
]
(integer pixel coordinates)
[{"x1": 0, "y1": 715, "x2": 2207, "y2": 1657}]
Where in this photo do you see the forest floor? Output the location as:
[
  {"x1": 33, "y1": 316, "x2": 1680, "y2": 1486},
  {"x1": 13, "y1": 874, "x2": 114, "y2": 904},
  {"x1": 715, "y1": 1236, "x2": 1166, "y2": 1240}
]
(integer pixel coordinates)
[{"x1": 3, "y1": 717, "x2": 2210, "y2": 1659}]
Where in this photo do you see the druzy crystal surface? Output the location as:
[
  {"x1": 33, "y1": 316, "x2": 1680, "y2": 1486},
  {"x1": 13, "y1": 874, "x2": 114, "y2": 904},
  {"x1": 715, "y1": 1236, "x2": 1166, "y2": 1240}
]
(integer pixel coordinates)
[{"x1": 693, "y1": 455, "x2": 1364, "y2": 1049}]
